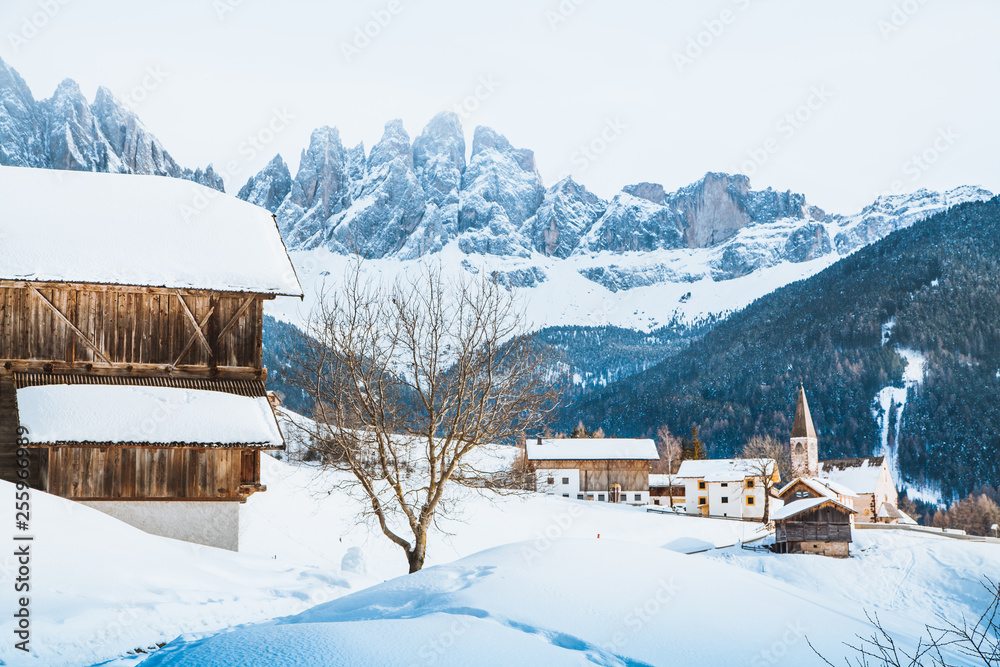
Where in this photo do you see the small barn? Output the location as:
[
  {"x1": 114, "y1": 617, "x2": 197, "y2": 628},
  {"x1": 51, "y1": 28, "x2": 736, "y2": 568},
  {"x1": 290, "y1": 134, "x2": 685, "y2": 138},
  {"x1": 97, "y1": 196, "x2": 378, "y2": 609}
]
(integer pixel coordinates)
[
  {"x1": 777, "y1": 476, "x2": 857, "y2": 508},
  {"x1": 773, "y1": 497, "x2": 856, "y2": 558},
  {"x1": 526, "y1": 437, "x2": 659, "y2": 505},
  {"x1": 0, "y1": 166, "x2": 303, "y2": 550}
]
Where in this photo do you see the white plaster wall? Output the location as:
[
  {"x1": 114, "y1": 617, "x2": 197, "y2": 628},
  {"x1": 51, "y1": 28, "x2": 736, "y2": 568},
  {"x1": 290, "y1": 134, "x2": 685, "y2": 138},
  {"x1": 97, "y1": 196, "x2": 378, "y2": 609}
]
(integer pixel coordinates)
[
  {"x1": 536, "y1": 469, "x2": 580, "y2": 497},
  {"x1": 80, "y1": 500, "x2": 240, "y2": 551}
]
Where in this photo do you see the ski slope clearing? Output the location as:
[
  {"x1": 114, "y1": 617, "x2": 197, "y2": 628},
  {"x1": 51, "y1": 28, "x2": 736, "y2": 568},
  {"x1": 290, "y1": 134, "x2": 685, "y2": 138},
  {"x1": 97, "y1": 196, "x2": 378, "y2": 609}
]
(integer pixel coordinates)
[{"x1": 0, "y1": 454, "x2": 995, "y2": 666}]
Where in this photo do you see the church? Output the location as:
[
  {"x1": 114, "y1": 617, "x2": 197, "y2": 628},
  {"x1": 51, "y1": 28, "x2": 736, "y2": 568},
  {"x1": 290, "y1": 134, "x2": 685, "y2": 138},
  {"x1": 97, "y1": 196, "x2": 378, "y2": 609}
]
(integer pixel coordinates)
[{"x1": 785, "y1": 386, "x2": 905, "y2": 524}]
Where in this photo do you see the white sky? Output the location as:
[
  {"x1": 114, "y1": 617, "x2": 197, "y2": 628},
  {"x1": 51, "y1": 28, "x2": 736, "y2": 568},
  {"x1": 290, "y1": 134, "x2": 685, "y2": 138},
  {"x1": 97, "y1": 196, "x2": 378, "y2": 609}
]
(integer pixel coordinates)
[{"x1": 1, "y1": 0, "x2": 997, "y2": 212}]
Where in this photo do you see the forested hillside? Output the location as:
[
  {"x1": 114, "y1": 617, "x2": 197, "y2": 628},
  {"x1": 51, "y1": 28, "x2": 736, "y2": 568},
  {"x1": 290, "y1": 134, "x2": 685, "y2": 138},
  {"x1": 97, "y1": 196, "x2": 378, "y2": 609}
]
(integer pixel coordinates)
[{"x1": 565, "y1": 198, "x2": 1000, "y2": 499}]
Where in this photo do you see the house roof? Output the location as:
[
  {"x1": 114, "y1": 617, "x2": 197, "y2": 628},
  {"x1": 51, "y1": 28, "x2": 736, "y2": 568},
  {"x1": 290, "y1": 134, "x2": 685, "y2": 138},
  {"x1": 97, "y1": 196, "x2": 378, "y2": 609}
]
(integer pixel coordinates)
[
  {"x1": 526, "y1": 438, "x2": 658, "y2": 461},
  {"x1": 791, "y1": 385, "x2": 817, "y2": 439},
  {"x1": 818, "y1": 457, "x2": 888, "y2": 495},
  {"x1": 676, "y1": 458, "x2": 776, "y2": 482},
  {"x1": 16, "y1": 384, "x2": 285, "y2": 449},
  {"x1": 772, "y1": 497, "x2": 856, "y2": 521},
  {"x1": 649, "y1": 474, "x2": 683, "y2": 487},
  {"x1": 0, "y1": 166, "x2": 303, "y2": 296},
  {"x1": 777, "y1": 476, "x2": 859, "y2": 500}
]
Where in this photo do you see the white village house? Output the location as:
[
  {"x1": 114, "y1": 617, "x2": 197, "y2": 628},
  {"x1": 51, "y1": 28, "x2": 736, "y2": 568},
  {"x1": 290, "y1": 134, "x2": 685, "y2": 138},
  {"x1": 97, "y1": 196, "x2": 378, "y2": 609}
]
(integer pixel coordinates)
[
  {"x1": 674, "y1": 458, "x2": 781, "y2": 520},
  {"x1": 526, "y1": 437, "x2": 659, "y2": 505}
]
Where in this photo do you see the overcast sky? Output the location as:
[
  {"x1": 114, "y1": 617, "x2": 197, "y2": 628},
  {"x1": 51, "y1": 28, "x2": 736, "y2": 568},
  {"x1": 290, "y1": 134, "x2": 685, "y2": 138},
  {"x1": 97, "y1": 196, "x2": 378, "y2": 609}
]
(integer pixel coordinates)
[{"x1": 1, "y1": 0, "x2": 997, "y2": 212}]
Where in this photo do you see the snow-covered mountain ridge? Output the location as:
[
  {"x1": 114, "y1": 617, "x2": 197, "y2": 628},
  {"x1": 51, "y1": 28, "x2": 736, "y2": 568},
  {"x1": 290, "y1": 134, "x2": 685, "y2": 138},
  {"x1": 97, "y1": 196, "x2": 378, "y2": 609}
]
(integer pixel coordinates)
[
  {"x1": 0, "y1": 57, "x2": 222, "y2": 190},
  {"x1": 239, "y1": 112, "x2": 992, "y2": 301}
]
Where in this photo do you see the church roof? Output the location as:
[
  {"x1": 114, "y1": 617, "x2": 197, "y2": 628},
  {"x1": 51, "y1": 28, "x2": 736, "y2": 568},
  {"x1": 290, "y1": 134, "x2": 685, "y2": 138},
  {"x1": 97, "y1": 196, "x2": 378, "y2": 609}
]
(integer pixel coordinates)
[
  {"x1": 791, "y1": 385, "x2": 817, "y2": 439},
  {"x1": 818, "y1": 457, "x2": 888, "y2": 494}
]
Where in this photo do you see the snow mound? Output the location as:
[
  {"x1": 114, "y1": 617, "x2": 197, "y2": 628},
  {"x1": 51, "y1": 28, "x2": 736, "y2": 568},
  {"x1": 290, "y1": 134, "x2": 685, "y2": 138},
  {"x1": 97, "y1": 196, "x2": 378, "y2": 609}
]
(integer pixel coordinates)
[{"x1": 139, "y1": 539, "x2": 931, "y2": 667}]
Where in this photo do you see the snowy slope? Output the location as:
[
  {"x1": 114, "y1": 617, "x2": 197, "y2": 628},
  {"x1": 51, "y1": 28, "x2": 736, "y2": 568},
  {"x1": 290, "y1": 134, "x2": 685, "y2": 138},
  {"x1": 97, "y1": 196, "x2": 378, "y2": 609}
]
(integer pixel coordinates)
[{"x1": 3, "y1": 453, "x2": 997, "y2": 666}]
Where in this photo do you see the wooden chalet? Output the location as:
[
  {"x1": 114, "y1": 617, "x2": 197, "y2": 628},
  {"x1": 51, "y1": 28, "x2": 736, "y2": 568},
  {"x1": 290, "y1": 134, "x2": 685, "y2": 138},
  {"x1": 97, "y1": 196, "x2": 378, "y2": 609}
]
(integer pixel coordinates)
[
  {"x1": 773, "y1": 496, "x2": 856, "y2": 558},
  {"x1": 0, "y1": 166, "x2": 303, "y2": 550},
  {"x1": 526, "y1": 437, "x2": 659, "y2": 505}
]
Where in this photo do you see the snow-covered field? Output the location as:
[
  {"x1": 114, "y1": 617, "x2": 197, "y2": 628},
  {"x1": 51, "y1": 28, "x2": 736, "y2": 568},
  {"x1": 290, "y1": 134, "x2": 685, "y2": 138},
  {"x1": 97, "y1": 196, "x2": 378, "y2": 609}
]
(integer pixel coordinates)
[{"x1": 1, "y1": 453, "x2": 996, "y2": 666}]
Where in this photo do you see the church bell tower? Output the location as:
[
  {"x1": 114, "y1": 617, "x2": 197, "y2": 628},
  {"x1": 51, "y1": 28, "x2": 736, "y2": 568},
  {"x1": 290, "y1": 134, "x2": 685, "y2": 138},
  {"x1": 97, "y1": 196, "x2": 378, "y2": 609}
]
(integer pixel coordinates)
[{"x1": 790, "y1": 385, "x2": 818, "y2": 478}]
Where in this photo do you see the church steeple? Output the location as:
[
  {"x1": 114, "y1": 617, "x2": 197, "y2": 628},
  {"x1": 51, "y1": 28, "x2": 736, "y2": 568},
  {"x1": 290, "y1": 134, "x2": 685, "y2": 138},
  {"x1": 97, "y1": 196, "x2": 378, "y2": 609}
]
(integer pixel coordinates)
[
  {"x1": 791, "y1": 384, "x2": 817, "y2": 439},
  {"x1": 790, "y1": 384, "x2": 819, "y2": 477}
]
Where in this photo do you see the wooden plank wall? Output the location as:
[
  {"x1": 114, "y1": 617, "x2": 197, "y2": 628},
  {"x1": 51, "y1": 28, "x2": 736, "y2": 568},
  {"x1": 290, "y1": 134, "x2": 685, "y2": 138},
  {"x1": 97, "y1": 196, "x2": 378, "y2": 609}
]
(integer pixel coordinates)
[
  {"x1": 0, "y1": 285, "x2": 264, "y2": 371},
  {"x1": 0, "y1": 376, "x2": 19, "y2": 484},
  {"x1": 45, "y1": 446, "x2": 256, "y2": 500},
  {"x1": 532, "y1": 459, "x2": 650, "y2": 491}
]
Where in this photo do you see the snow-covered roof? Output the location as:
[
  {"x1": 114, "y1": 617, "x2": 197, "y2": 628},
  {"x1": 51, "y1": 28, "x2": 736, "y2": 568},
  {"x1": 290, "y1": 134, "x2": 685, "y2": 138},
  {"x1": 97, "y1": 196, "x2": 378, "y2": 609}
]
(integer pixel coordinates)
[
  {"x1": 649, "y1": 474, "x2": 682, "y2": 487},
  {"x1": 526, "y1": 438, "x2": 658, "y2": 461},
  {"x1": 17, "y1": 384, "x2": 284, "y2": 448},
  {"x1": 819, "y1": 458, "x2": 888, "y2": 495},
  {"x1": 772, "y1": 497, "x2": 855, "y2": 521},
  {"x1": 0, "y1": 166, "x2": 303, "y2": 296},
  {"x1": 676, "y1": 458, "x2": 775, "y2": 482}
]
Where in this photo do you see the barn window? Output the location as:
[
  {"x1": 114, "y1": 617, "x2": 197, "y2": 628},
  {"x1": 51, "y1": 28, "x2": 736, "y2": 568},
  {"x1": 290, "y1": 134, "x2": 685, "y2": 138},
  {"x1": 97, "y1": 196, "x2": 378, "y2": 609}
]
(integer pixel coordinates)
[
  {"x1": 587, "y1": 494, "x2": 594, "y2": 500},
  {"x1": 746, "y1": 479, "x2": 755, "y2": 489},
  {"x1": 598, "y1": 494, "x2": 605, "y2": 501},
  {"x1": 547, "y1": 477, "x2": 554, "y2": 485},
  {"x1": 721, "y1": 497, "x2": 728, "y2": 504},
  {"x1": 634, "y1": 494, "x2": 642, "y2": 501},
  {"x1": 698, "y1": 481, "x2": 706, "y2": 490},
  {"x1": 746, "y1": 496, "x2": 756, "y2": 506},
  {"x1": 796, "y1": 491, "x2": 808, "y2": 498},
  {"x1": 562, "y1": 477, "x2": 570, "y2": 485},
  {"x1": 577, "y1": 494, "x2": 584, "y2": 499}
]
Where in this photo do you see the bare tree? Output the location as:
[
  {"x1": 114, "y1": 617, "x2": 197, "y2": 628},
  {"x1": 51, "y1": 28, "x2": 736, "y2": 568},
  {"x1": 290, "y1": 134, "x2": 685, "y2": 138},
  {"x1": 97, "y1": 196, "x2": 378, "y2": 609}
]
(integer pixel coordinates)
[
  {"x1": 289, "y1": 262, "x2": 561, "y2": 573},
  {"x1": 653, "y1": 425, "x2": 682, "y2": 506},
  {"x1": 810, "y1": 578, "x2": 999, "y2": 666},
  {"x1": 738, "y1": 435, "x2": 790, "y2": 523}
]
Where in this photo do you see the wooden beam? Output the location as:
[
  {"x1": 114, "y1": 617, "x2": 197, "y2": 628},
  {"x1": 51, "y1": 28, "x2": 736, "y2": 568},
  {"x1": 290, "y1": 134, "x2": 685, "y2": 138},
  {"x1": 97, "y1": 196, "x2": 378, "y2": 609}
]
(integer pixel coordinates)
[
  {"x1": 27, "y1": 285, "x2": 112, "y2": 364},
  {"x1": 0, "y1": 280, "x2": 280, "y2": 300},
  {"x1": 0, "y1": 359, "x2": 266, "y2": 381},
  {"x1": 216, "y1": 297, "x2": 255, "y2": 341},
  {"x1": 174, "y1": 292, "x2": 213, "y2": 356}
]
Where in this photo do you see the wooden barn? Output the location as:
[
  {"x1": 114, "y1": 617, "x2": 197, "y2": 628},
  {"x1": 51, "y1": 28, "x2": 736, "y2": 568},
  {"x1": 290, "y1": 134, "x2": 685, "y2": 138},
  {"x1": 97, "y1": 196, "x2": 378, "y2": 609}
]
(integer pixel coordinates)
[
  {"x1": 526, "y1": 437, "x2": 659, "y2": 505},
  {"x1": 773, "y1": 496, "x2": 857, "y2": 558},
  {"x1": 0, "y1": 166, "x2": 303, "y2": 550}
]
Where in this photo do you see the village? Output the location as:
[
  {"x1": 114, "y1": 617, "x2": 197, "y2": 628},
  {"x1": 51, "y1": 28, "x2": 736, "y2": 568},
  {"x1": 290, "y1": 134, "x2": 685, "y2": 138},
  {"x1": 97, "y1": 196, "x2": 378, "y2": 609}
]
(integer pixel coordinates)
[{"x1": 1, "y1": 165, "x2": 998, "y2": 667}]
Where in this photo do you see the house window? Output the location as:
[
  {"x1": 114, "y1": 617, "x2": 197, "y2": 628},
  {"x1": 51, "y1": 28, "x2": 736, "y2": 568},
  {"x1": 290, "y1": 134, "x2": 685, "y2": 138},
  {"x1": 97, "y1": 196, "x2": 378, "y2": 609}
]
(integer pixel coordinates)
[
  {"x1": 721, "y1": 482, "x2": 728, "y2": 487},
  {"x1": 562, "y1": 494, "x2": 569, "y2": 498},
  {"x1": 547, "y1": 477, "x2": 554, "y2": 485},
  {"x1": 562, "y1": 477, "x2": 570, "y2": 485},
  {"x1": 746, "y1": 496, "x2": 756, "y2": 506},
  {"x1": 635, "y1": 494, "x2": 642, "y2": 501},
  {"x1": 698, "y1": 481, "x2": 706, "y2": 490},
  {"x1": 746, "y1": 479, "x2": 755, "y2": 489},
  {"x1": 598, "y1": 494, "x2": 605, "y2": 501},
  {"x1": 653, "y1": 498, "x2": 660, "y2": 505},
  {"x1": 587, "y1": 494, "x2": 594, "y2": 500},
  {"x1": 577, "y1": 494, "x2": 584, "y2": 500},
  {"x1": 721, "y1": 497, "x2": 729, "y2": 504},
  {"x1": 796, "y1": 491, "x2": 808, "y2": 498},
  {"x1": 698, "y1": 496, "x2": 707, "y2": 506}
]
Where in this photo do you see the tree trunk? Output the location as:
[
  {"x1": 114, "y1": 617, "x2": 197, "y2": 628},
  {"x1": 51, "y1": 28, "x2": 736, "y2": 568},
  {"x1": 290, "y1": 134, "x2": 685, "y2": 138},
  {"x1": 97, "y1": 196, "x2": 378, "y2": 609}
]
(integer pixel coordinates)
[{"x1": 407, "y1": 530, "x2": 428, "y2": 573}]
